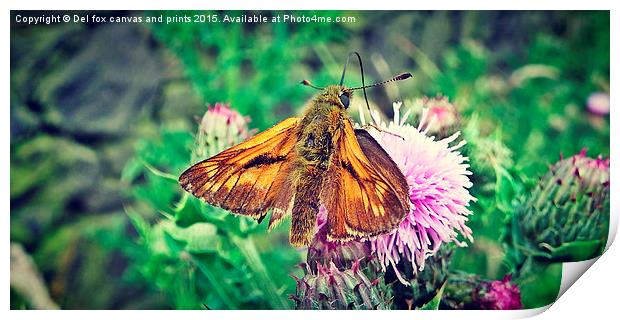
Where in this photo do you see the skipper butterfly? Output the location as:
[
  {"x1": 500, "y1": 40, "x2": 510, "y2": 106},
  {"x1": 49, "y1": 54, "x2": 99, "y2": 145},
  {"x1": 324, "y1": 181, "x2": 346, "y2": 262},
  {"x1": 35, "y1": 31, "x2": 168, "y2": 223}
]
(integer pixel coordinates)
[{"x1": 179, "y1": 53, "x2": 412, "y2": 246}]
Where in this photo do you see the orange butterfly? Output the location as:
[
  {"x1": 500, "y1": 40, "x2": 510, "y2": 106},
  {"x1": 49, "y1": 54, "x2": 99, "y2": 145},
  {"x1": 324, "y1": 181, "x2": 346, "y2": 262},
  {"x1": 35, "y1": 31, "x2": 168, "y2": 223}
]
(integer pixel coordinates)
[{"x1": 179, "y1": 53, "x2": 411, "y2": 246}]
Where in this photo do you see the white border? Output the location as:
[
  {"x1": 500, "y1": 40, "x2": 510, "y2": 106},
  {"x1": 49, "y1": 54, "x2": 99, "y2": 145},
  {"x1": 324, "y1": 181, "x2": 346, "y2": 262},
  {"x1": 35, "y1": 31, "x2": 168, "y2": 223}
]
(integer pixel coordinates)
[{"x1": 4, "y1": 1, "x2": 618, "y2": 319}]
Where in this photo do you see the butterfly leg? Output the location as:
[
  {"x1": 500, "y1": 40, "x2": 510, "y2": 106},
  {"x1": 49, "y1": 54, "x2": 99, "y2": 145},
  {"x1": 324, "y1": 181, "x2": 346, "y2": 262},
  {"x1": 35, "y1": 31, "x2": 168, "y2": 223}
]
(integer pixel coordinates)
[{"x1": 361, "y1": 123, "x2": 405, "y2": 140}]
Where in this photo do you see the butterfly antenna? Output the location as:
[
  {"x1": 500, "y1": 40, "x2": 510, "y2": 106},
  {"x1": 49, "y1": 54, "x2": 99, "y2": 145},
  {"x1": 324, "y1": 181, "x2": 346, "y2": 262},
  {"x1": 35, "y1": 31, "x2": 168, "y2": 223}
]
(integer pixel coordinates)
[
  {"x1": 340, "y1": 52, "x2": 374, "y2": 124},
  {"x1": 339, "y1": 52, "x2": 354, "y2": 85},
  {"x1": 300, "y1": 79, "x2": 324, "y2": 90},
  {"x1": 349, "y1": 72, "x2": 413, "y2": 91}
]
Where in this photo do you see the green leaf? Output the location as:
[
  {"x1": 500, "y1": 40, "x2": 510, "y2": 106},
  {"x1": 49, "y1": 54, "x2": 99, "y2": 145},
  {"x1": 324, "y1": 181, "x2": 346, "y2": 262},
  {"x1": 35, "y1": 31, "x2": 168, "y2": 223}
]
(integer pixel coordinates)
[
  {"x1": 163, "y1": 221, "x2": 221, "y2": 253},
  {"x1": 495, "y1": 166, "x2": 517, "y2": 213},
  {"x1": 173, "y1": 194, "x2": 207, "y2": 227},
  {"x1": 418, "y1": 282, "x2": 446, "y2": 310},
  {"x1": 515, "y1": 258, "x2": 561, "y2": 309},
  {"x1": 126, "y1": 208, "x2": 151, "y2": 240},
  {"x1": 120, "y1": 157, "x2": 143, "y2": 183}
]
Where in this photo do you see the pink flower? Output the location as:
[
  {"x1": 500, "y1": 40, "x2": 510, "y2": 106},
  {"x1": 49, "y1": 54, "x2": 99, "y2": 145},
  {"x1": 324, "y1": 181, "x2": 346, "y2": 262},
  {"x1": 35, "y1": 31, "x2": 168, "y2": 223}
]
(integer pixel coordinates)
[
  {"x1": 366, "y1": 102, "x2": 475, "y2": 284},
  {"x1": 477, "y1": 275, "x2": 522, "y2": 310},
  {"x1": 306, "y1": 207, "x2": 372, "y2": 273},
  {"x1": 586, "y1": 92, "x2": 610, "y2": 116}
]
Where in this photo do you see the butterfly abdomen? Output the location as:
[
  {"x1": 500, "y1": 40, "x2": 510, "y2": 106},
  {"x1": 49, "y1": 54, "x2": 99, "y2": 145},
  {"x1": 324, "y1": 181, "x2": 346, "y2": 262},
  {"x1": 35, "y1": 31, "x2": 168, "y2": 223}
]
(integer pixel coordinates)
[{"x1": 290, "y1": 165, "x2": 325, "y2": 246}]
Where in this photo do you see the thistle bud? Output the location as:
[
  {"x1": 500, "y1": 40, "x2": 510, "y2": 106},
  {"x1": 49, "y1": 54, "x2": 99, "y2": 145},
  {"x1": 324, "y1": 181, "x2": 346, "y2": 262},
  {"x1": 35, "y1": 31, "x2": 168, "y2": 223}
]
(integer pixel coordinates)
[
  {"x1": 441, "y1": 273, "x2": 522, "y2": 310},
  {"x1": 194, "y1": 103, "x2": 252, "y2": 159},
  {"x1": 587, "y1": 92, "x2": 610, "y2": 116},
  {"x1": 291, "y1": 261, "x2": 392, "y2": 310},
  {"x1": 387, "y1": 245, "x2": 452, "y2": 309},
  {"x1": 515, "y1": 150, "x2": 610, "y2": 262},
  {"x1": 409, "y1": 95, "x2": 460, "y2": 139},
  {"x1": 294, "y1": 208, "x2": 391, "y2": 309}
]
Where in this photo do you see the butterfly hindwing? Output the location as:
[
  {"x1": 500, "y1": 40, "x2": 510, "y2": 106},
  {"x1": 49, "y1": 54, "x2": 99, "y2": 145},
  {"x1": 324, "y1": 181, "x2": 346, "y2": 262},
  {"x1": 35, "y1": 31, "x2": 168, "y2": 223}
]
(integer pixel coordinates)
[
  {"x1": 354, "y1": 129, "x2": 410, "y2": 206},
  {"x1": 179, "y1": 117, "x2": 301, "y2": 222},
  {"x1": 321, "y1": 121, "x2": 410, "y2": 241}
]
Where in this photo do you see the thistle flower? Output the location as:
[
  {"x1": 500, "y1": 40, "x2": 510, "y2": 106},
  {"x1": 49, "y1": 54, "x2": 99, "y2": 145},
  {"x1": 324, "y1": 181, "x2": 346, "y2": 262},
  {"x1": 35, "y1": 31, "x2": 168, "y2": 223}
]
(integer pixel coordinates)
[
  {"x1": 407, "y1": 96, "x2": 460, "y2": 138},
  {"x1": 441, "y1": 273, "x2": 522, "y2": 310},
  {"x1": 291, "y1": 261, "x2": 392, "y2": 310},
  {"x1": 586, "y1": 92, "x2": 610, "y2": 116},
  {"x1": 366, "y1": 102, "x2": 475, "y2": 283},
  {"x1": 514, "y1": 149, "x2": 610, "y2": 261},
  {"x1": 195, "y1": 103, "x2": 252, "y2": 159}
]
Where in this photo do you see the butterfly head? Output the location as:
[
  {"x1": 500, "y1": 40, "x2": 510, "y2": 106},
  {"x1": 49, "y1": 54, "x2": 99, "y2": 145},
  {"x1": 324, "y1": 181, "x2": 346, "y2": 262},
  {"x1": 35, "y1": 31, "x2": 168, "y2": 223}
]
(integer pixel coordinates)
[{"x1": 325, "y1": 85, "x2": 353, "y2": 109}]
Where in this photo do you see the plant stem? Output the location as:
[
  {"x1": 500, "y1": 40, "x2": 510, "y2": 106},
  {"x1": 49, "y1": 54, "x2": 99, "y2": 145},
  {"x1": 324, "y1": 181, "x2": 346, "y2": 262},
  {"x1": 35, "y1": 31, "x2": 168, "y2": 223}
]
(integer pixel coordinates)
[
  {"x1": 193, "y1": 257, "x2": 239, "y2": 310},
  {"x1": 231, "y1": 235, "x2": 290, "y2": 309}
]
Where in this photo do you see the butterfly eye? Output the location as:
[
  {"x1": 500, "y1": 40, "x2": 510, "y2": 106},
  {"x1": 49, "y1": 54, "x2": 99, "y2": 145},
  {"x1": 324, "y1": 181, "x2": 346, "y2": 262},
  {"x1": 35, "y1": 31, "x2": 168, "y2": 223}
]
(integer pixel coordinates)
[{"x1": 339, "y1": 93, "x2": 350, "y2": 108}]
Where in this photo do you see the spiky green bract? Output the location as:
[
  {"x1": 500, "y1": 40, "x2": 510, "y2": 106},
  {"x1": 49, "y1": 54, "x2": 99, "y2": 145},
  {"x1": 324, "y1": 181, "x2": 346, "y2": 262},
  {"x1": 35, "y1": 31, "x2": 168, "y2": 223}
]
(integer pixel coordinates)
[
  {"x1": 386, "y1": 245, "x2": 452, "y2": 310},
  {"x1": 291, "y1": 260, "x2": 392, "y2": 310}
]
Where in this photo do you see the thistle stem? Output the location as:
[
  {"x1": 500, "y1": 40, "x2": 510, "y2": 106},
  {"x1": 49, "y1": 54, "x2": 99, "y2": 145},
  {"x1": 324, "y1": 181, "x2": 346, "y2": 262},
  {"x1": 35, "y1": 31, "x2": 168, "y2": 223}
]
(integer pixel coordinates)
[
  {"x1": 231, "y1": 235, "x2": 291, "y2": 309},
  {"x1": 193, "y1": 257, "x2": 239, "y2": 310}
]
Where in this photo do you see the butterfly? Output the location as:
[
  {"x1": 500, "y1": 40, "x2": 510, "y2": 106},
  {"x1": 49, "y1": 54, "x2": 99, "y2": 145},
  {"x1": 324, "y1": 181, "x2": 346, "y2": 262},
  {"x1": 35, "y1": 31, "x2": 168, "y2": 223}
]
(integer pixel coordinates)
[{"x1": 179, "y1": 53, "x2": 412, "y2": 246}]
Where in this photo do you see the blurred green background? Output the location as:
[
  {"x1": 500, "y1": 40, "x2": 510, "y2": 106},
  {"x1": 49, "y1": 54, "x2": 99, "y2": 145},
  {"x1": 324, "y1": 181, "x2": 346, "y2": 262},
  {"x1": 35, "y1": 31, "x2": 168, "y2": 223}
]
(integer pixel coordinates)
[{"x1": 10, "y1": 10, "x2": 609, "y2": 309}]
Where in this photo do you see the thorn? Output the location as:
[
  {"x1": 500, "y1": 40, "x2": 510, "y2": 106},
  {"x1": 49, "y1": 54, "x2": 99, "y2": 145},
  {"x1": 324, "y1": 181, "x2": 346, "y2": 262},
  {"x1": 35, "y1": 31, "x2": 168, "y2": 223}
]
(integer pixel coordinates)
[
  {"x1": 351, "y1": 259, "x2": 361, "y2": 273},
  {"x1": 406, "y1": 298, "x2": 414, "y2": 310},
  {"x1": 353, "y1": 282, "x2": 363, "y2": 292}
]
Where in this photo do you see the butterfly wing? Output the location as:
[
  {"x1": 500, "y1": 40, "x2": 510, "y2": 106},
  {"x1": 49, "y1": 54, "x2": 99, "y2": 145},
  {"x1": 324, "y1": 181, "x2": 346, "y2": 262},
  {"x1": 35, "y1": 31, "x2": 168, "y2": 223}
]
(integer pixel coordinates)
[
  {"x1": 321, "y1": 120, "x2": 410, "y2": 240},
  {"x1": 179, "y1": 117, "x2": 301, "y2": 223}
]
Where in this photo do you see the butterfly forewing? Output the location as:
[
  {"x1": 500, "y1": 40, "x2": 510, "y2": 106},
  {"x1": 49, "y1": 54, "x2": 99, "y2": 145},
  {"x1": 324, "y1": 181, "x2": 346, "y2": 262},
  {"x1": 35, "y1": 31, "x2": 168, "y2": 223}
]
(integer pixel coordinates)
[{"x1": 179, "y1": 117, "x2": 301, "y2": 222}]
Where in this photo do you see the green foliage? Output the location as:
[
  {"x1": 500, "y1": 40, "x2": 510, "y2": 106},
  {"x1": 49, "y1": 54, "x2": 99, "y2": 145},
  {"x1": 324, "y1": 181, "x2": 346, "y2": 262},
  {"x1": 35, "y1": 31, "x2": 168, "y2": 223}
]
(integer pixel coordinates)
[{"x1": 419, "y1": 283, "x2": 445, "y2": 310}]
